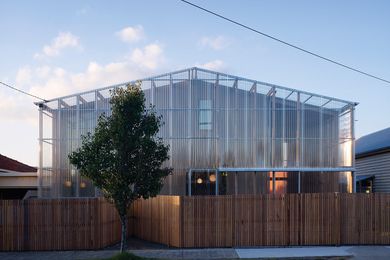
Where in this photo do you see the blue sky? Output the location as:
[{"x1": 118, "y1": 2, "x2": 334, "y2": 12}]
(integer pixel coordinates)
[{"x1": 0, "y1": 0, "x2": 389, "y2": 166}]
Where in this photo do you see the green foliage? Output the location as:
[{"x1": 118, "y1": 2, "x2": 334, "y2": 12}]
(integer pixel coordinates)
[{"x1": 69, "y1": 82, "x2": 172, "y2": 250}]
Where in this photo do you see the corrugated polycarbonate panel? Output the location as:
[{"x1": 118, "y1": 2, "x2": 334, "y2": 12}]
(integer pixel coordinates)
[{"x1": 38, "y1": 67, "x2": 355, "y2": 197}]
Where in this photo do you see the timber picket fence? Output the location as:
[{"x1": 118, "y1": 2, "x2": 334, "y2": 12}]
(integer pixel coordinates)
[
  {"x1": 1, "y1": 194, "x2": 390, "y2": 251},
  {"x1": 0, "y1": 198, "x2": 125, "y2": 251},
  {"x1": 179, "y1": 193, "x2": 390, "y2": 247}
]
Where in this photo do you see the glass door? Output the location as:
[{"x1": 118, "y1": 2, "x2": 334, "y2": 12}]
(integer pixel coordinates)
[{"x1": 188, "y1": 170, "x2": 217, "y2": 196}]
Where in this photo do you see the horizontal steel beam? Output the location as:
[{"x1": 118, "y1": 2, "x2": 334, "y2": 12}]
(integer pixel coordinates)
[{"x1": 218, "y1": 167, "x2": 355, "y2": 172}]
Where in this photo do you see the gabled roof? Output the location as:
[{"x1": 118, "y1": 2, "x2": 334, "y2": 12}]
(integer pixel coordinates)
[
  {"x1": 35, "y1": 67, "x2": 357, "y2": 109},
  {"x1": 0, "y1": 154, "x2": 37, "y2": 173},
  {"x1": 356, "y1": 127, "x2": 390, "y2": 158}
]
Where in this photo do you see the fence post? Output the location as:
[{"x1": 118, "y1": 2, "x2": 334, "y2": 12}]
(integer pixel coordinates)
[
  {"x1": 179, "y1": 196, "x2": 184, "y2": 248},
  {"x1": 232, "y1": 195, "x2": 236, "y2": 247},
  {"x1": 336, "y1": 193, "x2": 341, "y2": 246},
  {"x1": 23, "y1": 200, "x2": 28, "y2": 251}
]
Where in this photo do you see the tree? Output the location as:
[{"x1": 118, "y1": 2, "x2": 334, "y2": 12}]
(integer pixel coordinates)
[{"x1": 69, "y1": 83, "x2": 172, "y2": 252}]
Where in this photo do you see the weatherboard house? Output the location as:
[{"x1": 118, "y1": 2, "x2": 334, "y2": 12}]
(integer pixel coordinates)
[
  {"x1": 355, "y1": 127, "x2": 390, "y2": 193},
  {"x1": 36, "y1": 67, "x2": 357, "y2": 197}
]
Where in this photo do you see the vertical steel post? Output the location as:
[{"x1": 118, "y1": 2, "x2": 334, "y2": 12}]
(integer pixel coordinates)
[
  {"x1": 75, "y1": 95, "x2": 80, "y2": 197},
  {"x1": 301, "y1": 96, "x2": 305, "y2": 168},
  {"x1": 263, "y1": 90, "x2": 267, "y2": 166},
  {"x1": 253, "y1": 171, "x2": 257, "y2": 194},
  {"x1": 57, "y1": 100, "x2": 62, "y2": 197},
  {"x1": 319, "y1": 103, "x2": 323, "y2": 167},
  {"x1": 351, "y1": 105, "x2": 356, "y2": 193},
  {"x1": 234, "y1": 171, "x2": 238, "y2": 195},
  {"x1": 151, "y1": 80, "x2": 155, "y2": 105},
  {"x1": 271, "y1": 88, "x2": 276, "y2": 168},
  {"x1": 94, "y1": 91, "x2": 99, "y2": 197},
  {"x1": 244, "y1": 81, "x2": 248, "y2": 167},
  {"x1": 252, "y1": 83, "x2": 257, "y2": 167},
  {"x1": 296, "y1": 93, "x2": 300, "y2": 168},
  {"x1": 38, "y1": 106, "x2": 43, "y2": 198},
  {"x1": 225, "y1": 76, "x2": 229, "y2": 165},
  {"x1": 215, "y1": 170, "x2": 219, "y2": 195},
  {"x1": 169, "y1": 74, "x2": 173, "y2": 195},
  {"x1": 272, "y1": 171, "x2": 276, "y2": 194},
  {"x1": 188, "y1": 169, "x2": 192, "y2": 196},
  {"x1": 188, "y1": 69, "x2": 192, "y2": 184},
  {"x1": 215, "y1": 74, "x2": 219, "y2": 170},
  {"x1": 234, "y1": 79, "x2": 238, "y2": 164},
  {"x1": 282, "y1": 93, "x2": 286, "y2": 167},
  {"x1": 298, "y1": 171, "x2": 301, "y2": 193}
]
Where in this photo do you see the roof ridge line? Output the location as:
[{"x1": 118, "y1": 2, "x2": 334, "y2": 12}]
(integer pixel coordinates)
[{"x1": 35, "y1": 67, "x2": 357, "y2": 106}]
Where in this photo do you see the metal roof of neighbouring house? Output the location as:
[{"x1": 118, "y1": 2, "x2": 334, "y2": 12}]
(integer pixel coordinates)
[
  {"x1": 0, "y1": 154, "x2": 37, "y2": 173},
  {"x1": 356, "y1": 127, "x2": 390, "y2": 158}
]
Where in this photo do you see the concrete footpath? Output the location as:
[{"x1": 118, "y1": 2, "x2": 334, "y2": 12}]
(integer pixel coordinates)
[
  {"x1": 132, "y1": 246, "x2": 390, "y2": 259},
  {"x1": 0, "y1": 246, "x2": 390, "y2": 259}
]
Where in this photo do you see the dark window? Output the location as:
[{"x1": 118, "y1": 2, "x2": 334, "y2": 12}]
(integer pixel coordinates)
[{"x1": 199, "y1": 99, "x2": 212, "y2": 130}]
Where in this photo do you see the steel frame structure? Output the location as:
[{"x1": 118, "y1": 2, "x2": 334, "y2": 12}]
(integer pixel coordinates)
[{"x1": 36, "y1": 67, "x2": 357, "y2": 197}]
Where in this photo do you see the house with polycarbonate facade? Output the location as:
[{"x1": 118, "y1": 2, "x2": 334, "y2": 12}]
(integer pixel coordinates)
[{"x1": 36, "y1": 67, "x2": 357, "y2": 197}]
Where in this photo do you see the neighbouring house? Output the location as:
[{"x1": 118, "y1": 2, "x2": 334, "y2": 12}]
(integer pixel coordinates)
[
  {"x1": 0, "y1": 154, "x2": 37, "y2": 199},
  {"x1": 355, "y1": 127, "x2": 390, "y2": 193},
  {"x1": 35, "y1": 67, "x2": 357, "y2": 197}
]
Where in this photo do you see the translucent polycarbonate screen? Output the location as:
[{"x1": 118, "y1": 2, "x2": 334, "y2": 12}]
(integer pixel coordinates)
[{"x1": 38, "y1": 68, "x2": 355, "y2": 197}]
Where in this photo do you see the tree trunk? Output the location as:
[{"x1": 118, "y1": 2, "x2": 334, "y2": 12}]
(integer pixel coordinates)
[{"x1": 120, "y1": 213, "x2": 128, "y2": 252}]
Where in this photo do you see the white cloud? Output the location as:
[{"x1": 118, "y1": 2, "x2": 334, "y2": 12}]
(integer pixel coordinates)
[
  {"x1": 130, "y1": 43, "x2": 163, "y2": 69},
  {"x1": 0, "y1": 89, "x2": 37, "y2": 125},
  {"x1": 35, "y1": 66, "x2": 51, "y2": 78},
  {"x1": 21, "y1": 43, "x2": 165, "y2": 99},
  {"x1": 16, "y1": 66, "x2": 32, "y2": 85},
  {"x1": 0, "y1": 88, "x2": 38, "y2": 166},
  {"x1": 2, "y1": 27, "x2": 167, "y2": 166},
  {"x1": 198, "y1": 59, "x2": 226, "y2": 71},
  {"x1": 200, "y1": 36, "x2": 229, "y2": 50},
  {"x1": 116, "y1": 26, "x2": 144, "y2": 43},
  {"x1": 34, "y1": 32, "x2": 80, "y2": 58}
]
